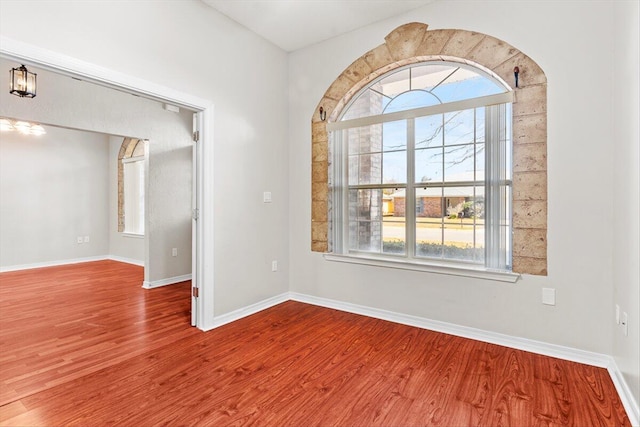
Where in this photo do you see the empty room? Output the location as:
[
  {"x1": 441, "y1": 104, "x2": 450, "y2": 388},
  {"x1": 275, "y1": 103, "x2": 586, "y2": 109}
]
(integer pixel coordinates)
[{"x1": 0, "y1": 0, "x2": 638, "y2": 426}]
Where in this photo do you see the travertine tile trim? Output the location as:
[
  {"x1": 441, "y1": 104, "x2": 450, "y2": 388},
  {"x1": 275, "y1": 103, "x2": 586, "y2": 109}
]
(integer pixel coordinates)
[{"x1": 311, "y1": 22, "x2": 548, "y2": 276}]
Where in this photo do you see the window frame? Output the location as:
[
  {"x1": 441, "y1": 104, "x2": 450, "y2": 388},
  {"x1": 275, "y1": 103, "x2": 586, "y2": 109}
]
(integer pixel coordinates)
[
  {"x1": 326, "y1": 63, "x2": 519, "y2": 282},
  {"x1": 122, "y1": 155, "x2": 145, "y2": 236}
]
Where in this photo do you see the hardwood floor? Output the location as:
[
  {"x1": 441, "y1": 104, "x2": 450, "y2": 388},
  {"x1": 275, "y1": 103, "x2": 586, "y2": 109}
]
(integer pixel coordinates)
[{"x1": 0, "y1": 261, "x2": 631, "y2": 426}]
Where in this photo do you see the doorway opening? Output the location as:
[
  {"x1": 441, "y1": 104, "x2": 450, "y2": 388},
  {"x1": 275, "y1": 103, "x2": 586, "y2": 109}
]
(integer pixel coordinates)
[{"x1": 0, "y1": 41, "x2": 214, "y2": 330}]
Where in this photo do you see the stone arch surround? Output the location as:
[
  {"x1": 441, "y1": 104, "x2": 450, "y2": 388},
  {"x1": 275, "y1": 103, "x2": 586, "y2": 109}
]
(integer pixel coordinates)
[{"x1": 311, "y1": 23, "x2": 547, "y2": 275}]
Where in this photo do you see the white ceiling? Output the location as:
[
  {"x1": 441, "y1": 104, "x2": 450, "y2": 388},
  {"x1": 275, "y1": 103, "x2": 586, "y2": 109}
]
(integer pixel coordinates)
[{"x1": 201, "y1": 0, "x2": 435, "y2": 52}]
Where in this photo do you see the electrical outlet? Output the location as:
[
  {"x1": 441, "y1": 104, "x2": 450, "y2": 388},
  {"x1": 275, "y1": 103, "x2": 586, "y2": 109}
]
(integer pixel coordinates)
[
  {"x1": 615, "y1": 304, "x2": 620, "y2": 324},
  {"x1": 271, "y1": 260, "x2": 278, "y2": 272},
  {"x1": 172, "y1": 248, "x2": 178, "y2": 257},
  {"x1": 621, "y1": 312, "x2": 628, "y2": 337},
  {"x1": 77, "y1": 236, "x2": 83, "y2": 244}
]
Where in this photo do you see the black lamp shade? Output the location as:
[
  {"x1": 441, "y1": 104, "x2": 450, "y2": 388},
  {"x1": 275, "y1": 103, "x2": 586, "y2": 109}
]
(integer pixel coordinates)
[{"x1": 10, "y1": 65, "x2": 37, "y2": 98}]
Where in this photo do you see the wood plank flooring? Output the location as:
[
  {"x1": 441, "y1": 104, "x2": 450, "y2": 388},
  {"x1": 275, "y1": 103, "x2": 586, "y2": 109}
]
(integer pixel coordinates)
[{"x1": 0, "y1": 261, "x2": 631, "y2": 426}]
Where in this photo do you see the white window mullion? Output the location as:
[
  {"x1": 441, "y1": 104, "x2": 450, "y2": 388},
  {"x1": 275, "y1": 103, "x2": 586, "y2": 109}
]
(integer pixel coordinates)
[
  {"x1": 406, "y1": 118, "x2": 416, "y2": 259},
  {"x1": 485, "y1": 103, "x2": 510, "y2": 270},
  {"x1": 329, "y1": 130, "x2": 346, "y2": 254}
]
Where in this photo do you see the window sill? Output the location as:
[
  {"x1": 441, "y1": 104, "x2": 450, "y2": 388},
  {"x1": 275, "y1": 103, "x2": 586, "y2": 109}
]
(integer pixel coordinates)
[
  {"x1": 323, "y1": 253, "x2": 520, "y2": 283},
  {"x1": 122, "y1": 232, "x2": 144, "y2": 239}
]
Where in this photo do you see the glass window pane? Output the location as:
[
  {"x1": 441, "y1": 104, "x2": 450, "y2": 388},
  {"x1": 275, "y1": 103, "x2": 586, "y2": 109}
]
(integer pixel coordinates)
[
  {"x1": 382, "y1": 216, "x2": 405, "y2": 255},
  {"x1": 383, "y1": 150, "x2": 406, "y2": 184},
  {"x1": 443, "y1": 144, "x2": 476, "y2": 182},
  {"x1": 441, "y1": 190, "x2": 485, "y2": 263},
  {"x1": 443, "y1": 227, "x2": 477, "y2": 262},
  {"x1": 352, "y1": 189, "x2": 382, "y2": 220},
  {"x1": 348, "y1": 155, "x2": 358, "y2": 185},
  {"x1": 357, "y1": 153, "x2": 382, "y2": 185},
  {"x1": 347, "y1": 124, "x2": 382, "y2": 155},
  {"x1": 376, "y1": 68, "x2": 410, "y2": 99},
  {"x1": 410, "y1": 64, "x2": 458, "y2": 91},
  {"x1": 415, "y1": 189, "x2": 444, "y2": 218},
  {"x1": 415, "y1": 186, "x2": 444, "y2": 259},
  {"x1": 348, "y1": 189, "x2": 383, "y2": 253},
  {"x1": 382, "y1": 120, "x2": 406, "y2": 151},
  {"x1": 416, "y1": 232, "x2": 443, "y2": 258},
  {"x1": 343, "y1": 90, "x2": 385, "y2": 121},
  {"x1": 415, "y1": 147, "x2": 442, "y2": 183},
  {"x1": 476, "y1": 107, "x2": 485, "y2": 143},
  {"x1": 383, "y1": 90, "x2": 439, "y2": 113},
  {"x1": 432, "y1": 68, "x2": 505, "y2": 103},
  {"x1": 415, "y1": 115, "x2": 443, "y2": 149},
  {"x1": 444, "y1": 109, "x2": 475, "y2": 146}
]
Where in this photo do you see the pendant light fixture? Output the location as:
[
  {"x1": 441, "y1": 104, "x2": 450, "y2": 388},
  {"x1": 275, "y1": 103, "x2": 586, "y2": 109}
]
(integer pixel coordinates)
[{"x1": 10, "y1": 64, "x2": 37, "y2": 98}]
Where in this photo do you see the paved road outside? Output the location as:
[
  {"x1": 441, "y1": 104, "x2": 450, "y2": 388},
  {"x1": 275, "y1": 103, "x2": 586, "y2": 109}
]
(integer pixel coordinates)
[{"x1": 382, "y1": 217, "x2": 484, "y2": 246}]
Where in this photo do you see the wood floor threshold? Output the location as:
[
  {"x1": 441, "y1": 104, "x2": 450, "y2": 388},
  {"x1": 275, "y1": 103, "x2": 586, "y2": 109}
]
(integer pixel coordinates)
[{"x1": 0, "y1": 261, "x2": 632, "y2": 426}]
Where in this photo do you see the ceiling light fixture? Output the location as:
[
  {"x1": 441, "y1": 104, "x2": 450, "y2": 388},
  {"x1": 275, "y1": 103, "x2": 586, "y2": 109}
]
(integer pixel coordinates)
[
  {"x1": 10, "y1": 64, "x2": 37, "y2": 98},
  {"x1": 0, "y1": 118, "x2": 46, "y2": 135}
]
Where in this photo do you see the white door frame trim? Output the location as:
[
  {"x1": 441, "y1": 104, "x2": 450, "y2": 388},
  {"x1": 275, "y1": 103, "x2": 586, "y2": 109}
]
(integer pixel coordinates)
[{"x1": 0, "y1": 35, "x2": 216, "y2": 331}]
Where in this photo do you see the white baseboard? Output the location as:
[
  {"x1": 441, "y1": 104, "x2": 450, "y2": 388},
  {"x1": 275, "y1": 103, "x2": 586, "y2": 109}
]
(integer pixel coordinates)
[
  {"x1": 289, "y1": 292, "x2": 611, "y2": 366},
  {"x1": 608, "y1": 359, "x2": 640, "y2": 427},
  {"x1": 0, "y1": 256, "x2": 108, "y2": 273},
  {"x1": 107, "y1": 255, "x2": 144, "y2": 267},
  {"x1": 287, "y1": 292, "x2": 639, "y2": 425},
  {"x1": 203, "y1": 292, "x2": 289, "y2": 331},
  {"x1": 142, "y1": 274, "x2": 192, "y2": 289}
]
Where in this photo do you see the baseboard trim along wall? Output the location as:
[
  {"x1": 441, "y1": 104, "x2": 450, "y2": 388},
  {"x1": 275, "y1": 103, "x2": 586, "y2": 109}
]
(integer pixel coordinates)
[
  {"x1": 0, "y1": 256, "x2": 108, "y2": 273},
  {"x1": 0, "y1": 255, "x2": 145, "y2": 273},
  {"x1": 203, "y1": 291, "x2": 638, "y2": 426},
  {"x1": 142, "y1": 274, "x2": 192, "y2": 289},
  {"x1": 288, "y1": 292, "x2": 639, "y2": 426},
  {"x1": 107, "y1": 255, "x2": 144, "y2": 267},
  {"x1": 206, "y1": 293, "x2": 290, "y2": 331},
  {"x1": 609, "y1": 360, "x2": 640, "y2": 427}
]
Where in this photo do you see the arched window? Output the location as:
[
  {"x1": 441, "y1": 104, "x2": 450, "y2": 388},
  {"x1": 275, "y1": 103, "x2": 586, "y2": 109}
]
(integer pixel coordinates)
[
  {"x1": 329, "y1": 61, "x2": 512, "y2": 270},
  {"x1": 118, "y1": 138, "x2": 146, "y2": 235},
  {"x1": 311, "y1": 23, "x2": 548, "y2": 278}
]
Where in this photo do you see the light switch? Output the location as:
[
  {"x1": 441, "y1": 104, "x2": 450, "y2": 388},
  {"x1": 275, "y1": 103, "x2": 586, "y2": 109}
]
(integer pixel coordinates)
[{"x1": 263, "y1": 191, "x2": 272, "y2": 203}]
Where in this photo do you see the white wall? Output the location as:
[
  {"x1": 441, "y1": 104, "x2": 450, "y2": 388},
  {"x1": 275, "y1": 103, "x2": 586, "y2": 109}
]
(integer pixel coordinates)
[
  {"x1": 0, "y1": 126, "x2": 109, "y2": 268},
  {"x1": 289, "y1": 0, "x2": 622, "y2": 358},
  {"x1": 613, "y1": 0, "x2": 640, "y2": 407},
  {"x1": 108, "y1": 136, "x2": 144, "y2": 264},
  {"x1": 0, "y1": 0, "x2": 290, "y2": 314}
]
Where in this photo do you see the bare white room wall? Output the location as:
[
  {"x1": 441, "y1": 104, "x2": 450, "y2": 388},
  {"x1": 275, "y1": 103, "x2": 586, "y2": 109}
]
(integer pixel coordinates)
[
  {"x1": 289, "y1": 0, "x2": 630, "y2": 367},
  {"x1": 108, "y1": 136, "x2": 144, "y2": 265},
  {"x1": 0, "y1": 0, "x2": 290, "y2": 314},
  {"x1": 613, "y1": 0, "x2": 640, "y2": 408},
  {"x1": 0, "y1": 125, "x2": 109, "y2": 269}
]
